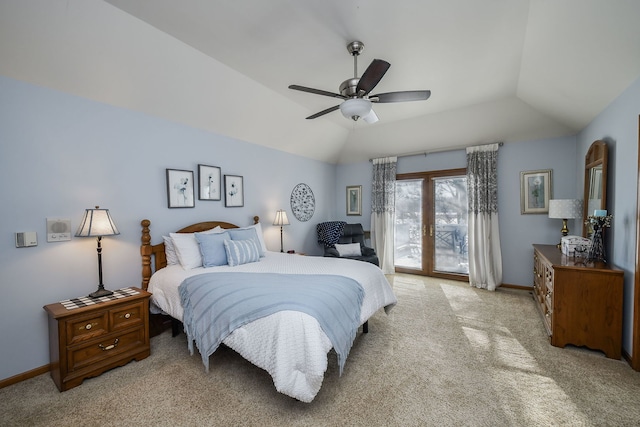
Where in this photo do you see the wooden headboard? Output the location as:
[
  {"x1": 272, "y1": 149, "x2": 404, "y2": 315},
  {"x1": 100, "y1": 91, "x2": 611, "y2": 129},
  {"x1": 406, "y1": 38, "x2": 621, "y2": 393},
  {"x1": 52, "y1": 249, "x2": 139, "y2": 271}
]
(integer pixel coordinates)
[{"x1": 140, "y1": 216, "x2": 259, "y2": 290}]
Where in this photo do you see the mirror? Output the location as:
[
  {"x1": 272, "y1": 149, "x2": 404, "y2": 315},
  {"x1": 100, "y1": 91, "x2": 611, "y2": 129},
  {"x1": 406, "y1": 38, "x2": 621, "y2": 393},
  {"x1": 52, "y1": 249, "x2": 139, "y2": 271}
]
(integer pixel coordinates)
[{"x1": 583, "y1": 140, "x2": 608, "y2": 236}]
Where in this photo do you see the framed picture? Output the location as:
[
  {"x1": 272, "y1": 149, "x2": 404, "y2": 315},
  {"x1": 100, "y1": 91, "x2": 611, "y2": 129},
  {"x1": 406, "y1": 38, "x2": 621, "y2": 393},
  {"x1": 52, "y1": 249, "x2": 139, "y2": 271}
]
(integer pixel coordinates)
[
  {"x1": 224, "y1": 175, "x2": 244, "y2": 207},
  {"x1": 198, "y1": 164, "x2": 221, "y2": 201},
  {"x1": 520, "y1": 169, "x2": 552, "y2": 214},
  {"x1": 346, "y1": 185, "x2": 362, "y2": 216},
  {"x1": 166, "y1": 169, "x2": 195, "y2": 208}
]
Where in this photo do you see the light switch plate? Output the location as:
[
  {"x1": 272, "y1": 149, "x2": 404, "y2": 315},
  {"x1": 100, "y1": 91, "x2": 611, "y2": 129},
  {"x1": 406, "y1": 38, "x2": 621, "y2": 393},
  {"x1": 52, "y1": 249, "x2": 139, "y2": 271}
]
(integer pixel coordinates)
[{"x1": 47, "y1": 218, "x2": 72, "y2": 242}]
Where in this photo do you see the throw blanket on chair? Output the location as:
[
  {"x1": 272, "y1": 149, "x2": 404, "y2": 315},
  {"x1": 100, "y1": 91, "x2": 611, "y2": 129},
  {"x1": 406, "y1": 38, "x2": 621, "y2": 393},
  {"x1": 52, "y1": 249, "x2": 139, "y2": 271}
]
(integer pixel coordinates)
[
  {"x1": 317, "y1": 221, "x2": 347, "y2": 247},
  {"x1": 179, "y1": 272, "x2": 364, "y2": 375}
]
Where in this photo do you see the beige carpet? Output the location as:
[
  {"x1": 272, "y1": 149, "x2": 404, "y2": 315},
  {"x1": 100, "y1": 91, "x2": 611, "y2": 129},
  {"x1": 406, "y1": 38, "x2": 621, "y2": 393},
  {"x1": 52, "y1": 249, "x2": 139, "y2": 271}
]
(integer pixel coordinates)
[{"x1": 3, "y1": 274, "x2": 640, "y2": 426}]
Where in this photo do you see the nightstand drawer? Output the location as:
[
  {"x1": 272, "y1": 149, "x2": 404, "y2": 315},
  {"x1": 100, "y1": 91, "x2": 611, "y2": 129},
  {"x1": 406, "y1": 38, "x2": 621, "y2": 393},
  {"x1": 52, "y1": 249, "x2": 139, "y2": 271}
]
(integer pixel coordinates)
[
  {"x1": 66, "y1": 311, "x2": 109, "y2": 345},
  {"x1": 111, "y1": 301, "x2": 144, "y2": 331},
  {"x1": 67, "y1": 327, "x2": 146, "y2": 373}
]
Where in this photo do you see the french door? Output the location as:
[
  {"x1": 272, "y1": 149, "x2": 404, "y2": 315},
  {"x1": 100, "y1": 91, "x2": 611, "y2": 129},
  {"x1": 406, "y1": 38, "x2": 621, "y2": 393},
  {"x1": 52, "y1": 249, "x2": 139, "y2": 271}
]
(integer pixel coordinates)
[{"x1": 394, "y1": 168, "x2": 469, "y2": 280}]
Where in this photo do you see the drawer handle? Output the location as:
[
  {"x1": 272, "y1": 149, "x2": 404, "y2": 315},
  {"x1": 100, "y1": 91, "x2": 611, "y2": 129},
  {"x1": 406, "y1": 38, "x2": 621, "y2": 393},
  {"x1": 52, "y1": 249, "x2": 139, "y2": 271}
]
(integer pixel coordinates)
[
  {"x1": 99, "y1": 338, "x2": 119, "y2": 351},
  {"x1": 124, "y1": 313, "x2": 131, "y2": 319},
  {"x1": 82, "y1": 322, "x2": 98, "y2": 331}
]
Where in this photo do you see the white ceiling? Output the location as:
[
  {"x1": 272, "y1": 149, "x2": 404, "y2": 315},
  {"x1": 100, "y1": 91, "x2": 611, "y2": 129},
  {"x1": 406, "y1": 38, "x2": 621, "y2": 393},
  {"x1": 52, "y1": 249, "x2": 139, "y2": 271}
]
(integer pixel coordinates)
[{"x1": 102, "y1": 0, "x2": 640, "y2": 163}]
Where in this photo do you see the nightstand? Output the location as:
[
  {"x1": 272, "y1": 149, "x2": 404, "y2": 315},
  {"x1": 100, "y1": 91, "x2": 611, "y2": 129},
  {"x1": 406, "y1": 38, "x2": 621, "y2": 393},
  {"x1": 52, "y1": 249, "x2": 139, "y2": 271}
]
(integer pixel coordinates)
[{"x1": 43, "y1": 287, "x2": 151, "y2": 391}]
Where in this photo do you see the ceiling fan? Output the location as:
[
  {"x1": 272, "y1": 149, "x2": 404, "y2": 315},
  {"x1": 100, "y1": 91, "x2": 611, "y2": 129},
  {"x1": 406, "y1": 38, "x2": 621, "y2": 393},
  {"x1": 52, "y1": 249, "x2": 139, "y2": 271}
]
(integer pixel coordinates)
[{"x1": 289, "y1": 41, "x2": 431, "y2": 123}]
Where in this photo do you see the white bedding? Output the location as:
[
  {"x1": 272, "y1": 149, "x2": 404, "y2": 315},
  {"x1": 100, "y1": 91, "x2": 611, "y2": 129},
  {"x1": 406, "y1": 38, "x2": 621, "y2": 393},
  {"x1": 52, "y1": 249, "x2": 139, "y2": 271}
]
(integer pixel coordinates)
[{"x1": 148, "y1": 251, "x2": 397, "y2": 402}]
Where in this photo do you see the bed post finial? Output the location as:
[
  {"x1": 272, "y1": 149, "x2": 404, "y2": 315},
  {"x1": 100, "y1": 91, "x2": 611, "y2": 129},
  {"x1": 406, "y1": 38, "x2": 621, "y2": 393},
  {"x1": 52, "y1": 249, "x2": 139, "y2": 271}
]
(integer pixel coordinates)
[
  {"x1": 254, "y1": 216, "x2": 259, "y2": 224},
  {"x1": 141, "y1": 219, "x2": 152, "y2": 290}
]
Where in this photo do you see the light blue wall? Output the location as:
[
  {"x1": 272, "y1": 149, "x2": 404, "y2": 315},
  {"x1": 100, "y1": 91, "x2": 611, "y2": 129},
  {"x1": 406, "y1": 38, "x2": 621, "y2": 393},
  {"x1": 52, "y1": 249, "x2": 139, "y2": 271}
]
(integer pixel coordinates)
[
  {"x1": 0, "y1": 76, "x2": 336, "y2": 380},
  {"x1": 577, "y1": 75, "x2": 640, "y2": 352}
]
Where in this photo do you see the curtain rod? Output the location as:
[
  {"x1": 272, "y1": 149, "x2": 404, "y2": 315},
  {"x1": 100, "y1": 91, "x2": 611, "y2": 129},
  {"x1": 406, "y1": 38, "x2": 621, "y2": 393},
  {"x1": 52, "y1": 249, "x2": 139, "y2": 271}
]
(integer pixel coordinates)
[{"x1": 369, "y1": 142, "x2": 503, "y2": 162}]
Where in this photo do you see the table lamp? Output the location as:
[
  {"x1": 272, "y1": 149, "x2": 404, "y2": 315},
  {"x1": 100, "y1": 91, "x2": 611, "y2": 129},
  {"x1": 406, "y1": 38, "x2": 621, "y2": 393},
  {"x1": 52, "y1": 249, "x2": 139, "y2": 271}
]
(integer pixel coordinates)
[
  {"x1": 273, "y1": 209, "x2": 290, "y2": 253},
  {"x1": 75, "y1": 206, "x2": 120, "y2": 298},
  {"x1": 548, "y1": 199, "x2": 582, "y2": 249}
]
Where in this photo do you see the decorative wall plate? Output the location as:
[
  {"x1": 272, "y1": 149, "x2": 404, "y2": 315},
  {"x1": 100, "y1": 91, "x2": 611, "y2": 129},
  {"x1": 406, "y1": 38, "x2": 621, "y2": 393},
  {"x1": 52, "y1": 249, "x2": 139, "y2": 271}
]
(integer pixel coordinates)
[{"x1": 290, "y1": 183, "x2": 315, "y2": 222}]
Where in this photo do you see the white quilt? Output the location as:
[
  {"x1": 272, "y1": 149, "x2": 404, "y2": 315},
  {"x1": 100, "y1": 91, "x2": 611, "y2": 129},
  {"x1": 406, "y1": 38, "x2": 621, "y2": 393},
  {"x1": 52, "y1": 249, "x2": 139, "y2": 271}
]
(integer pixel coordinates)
[{"x1": 148, "y1": 251, "x2": 397, "y2": 402}]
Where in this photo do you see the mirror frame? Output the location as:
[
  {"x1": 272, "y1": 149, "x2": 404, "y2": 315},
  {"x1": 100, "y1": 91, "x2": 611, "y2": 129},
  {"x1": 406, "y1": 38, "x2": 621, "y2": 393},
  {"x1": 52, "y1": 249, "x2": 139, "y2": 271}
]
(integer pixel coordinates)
[{"x1": 583, "y1": 140, "x2": 608, "y2": 236}]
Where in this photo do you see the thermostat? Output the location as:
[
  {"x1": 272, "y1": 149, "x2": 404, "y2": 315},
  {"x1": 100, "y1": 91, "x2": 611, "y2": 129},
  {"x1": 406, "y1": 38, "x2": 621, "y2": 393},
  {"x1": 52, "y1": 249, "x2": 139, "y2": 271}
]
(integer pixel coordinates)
[{"x1": 15, "y1": 232, "x2": 37, "y2": 248}]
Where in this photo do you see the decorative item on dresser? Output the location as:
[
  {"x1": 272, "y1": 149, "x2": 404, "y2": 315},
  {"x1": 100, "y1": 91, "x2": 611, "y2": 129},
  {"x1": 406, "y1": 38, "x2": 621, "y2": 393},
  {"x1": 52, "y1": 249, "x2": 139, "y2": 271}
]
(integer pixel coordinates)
[
  {"x1": 43, "y1": 287, "x2": 151, "y2": 391},
  {"x1": 532, "y1": 244, "x2": 623, "y2": 359}
]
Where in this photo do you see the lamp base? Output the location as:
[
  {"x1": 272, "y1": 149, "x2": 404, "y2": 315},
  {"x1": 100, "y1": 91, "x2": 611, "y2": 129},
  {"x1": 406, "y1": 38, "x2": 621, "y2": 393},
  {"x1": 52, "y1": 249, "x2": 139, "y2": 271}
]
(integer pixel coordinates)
[{"x1": 88, "y1": 287, "x2": 114, "y2": 298}]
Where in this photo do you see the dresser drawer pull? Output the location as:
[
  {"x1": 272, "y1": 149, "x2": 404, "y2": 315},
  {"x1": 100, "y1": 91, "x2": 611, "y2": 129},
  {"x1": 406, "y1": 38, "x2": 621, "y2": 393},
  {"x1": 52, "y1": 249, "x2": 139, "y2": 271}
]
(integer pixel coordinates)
[
  {"x1": 82, "y1": 322, "x2": 98, "y2": 331},
  {"x1": 124, "y1": 313, "x2": 131, "y2": 319},
  {"x1": 98, "y1": 338, "x2": 119, "y2": 351}
]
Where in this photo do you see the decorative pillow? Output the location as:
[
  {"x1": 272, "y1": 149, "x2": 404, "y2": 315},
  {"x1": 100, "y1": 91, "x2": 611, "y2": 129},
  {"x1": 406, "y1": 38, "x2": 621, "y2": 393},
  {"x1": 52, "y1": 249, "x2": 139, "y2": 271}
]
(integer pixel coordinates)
[
  {"x1": 224, "y1": 239, "x2": 260, "y2": 267},
  {"x1": 195, "y1": 231, "x2": 230, "y2": 267},
  {"x1": 335, "y1": 242, "x2": 362, "y2": 257},
  {"x1": 170, "y1": 233, "x2": 202, "y2": 270},
  {"x1": 169, "y1": 227, "x2": 226, "y2": 270},
  {"x1": 162, "y1": 236, "x2": 179, "y2": 265},
  {"x1": 228, "y1": 227, "x2": 265, "y2": 257}
]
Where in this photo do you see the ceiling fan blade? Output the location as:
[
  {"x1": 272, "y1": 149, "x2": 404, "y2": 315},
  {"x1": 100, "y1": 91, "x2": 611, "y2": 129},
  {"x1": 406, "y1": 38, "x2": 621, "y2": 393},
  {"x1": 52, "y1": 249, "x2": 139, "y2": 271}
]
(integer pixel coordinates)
[
  {"x1": 306, "y1": 105, "x2": 340, "y2": 119},
  {"x1": 356, "y1": 59, "x2": 391, "y2": 96},
  {"x1": 289, "y1": 85, "x2": 346, "y2": 100},
  {"x1": 371, "y1": 90, "x2": 431, "y2": 103}
]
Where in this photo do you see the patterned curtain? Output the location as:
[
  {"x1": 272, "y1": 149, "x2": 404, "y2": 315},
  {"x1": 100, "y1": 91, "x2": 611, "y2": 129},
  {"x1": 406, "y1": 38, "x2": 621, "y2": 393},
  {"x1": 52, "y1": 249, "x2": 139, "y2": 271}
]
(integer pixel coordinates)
[
  {"x1": 371, "y1": 156, "x2": 397, "y2": 274},
  {"x1": 466, "y1": 144, "x2": 502, "y2": 290}
]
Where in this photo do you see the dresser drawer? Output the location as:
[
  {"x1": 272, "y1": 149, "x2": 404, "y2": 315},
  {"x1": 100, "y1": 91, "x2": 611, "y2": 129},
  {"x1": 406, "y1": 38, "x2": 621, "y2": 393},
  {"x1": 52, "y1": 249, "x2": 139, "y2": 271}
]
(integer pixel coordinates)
[
  {"x1": 67, "y1": 327, "x2": 146, "y2": 373},
  {"x1": 111, "y1": 301, "x2": 144, "y2": 331},
  {"x1": 66, "y1": 311, "x2": 109, "y2": 345}
]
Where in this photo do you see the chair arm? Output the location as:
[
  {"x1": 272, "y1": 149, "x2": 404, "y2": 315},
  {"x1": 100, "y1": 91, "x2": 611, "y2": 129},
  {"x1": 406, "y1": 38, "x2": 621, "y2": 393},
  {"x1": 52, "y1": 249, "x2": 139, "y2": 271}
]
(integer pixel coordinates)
[
  {"x1": 361, "y1": 246, "x2": 376, "y2": 256},
  {"x1": 324, "y1": 247, "x2": 340, "y2": 257}
]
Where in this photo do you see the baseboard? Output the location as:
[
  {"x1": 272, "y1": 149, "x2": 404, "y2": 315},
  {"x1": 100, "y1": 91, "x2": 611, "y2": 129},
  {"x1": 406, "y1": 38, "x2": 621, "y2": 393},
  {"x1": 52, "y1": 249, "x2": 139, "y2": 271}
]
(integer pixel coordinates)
[
  {"x1": 500, "y1": 283, "x2": 532, "y2": 291},
  {"x1": 0, "y1": 364, "x2": 50, "y2": 389}
]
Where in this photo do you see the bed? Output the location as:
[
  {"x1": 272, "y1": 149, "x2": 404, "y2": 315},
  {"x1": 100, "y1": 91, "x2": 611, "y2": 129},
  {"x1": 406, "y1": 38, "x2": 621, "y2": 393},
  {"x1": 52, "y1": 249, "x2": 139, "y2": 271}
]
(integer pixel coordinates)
[{"x1": 140, "y1": 217, "x2": 397, "y2": 402}]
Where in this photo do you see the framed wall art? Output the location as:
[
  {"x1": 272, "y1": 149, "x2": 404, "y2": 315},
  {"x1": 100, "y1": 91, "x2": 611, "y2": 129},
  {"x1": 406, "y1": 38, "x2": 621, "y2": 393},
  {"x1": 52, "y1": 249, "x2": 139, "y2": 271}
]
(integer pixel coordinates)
[
  {"x1": 224, "y1": 175, "x2": 244, "y2": 207},
  {"x1": 346, "y1": 185, "x2": 362, "y2": 216},
  {"x1": 520, "y1": 169, "x2": 552, "y2": 214},
  {"x1": 198, "y1": 164, "x2": 221, "y2": 201},
  {"x1": 166, "y1": 169, "x2": 195, "y2": 208}
]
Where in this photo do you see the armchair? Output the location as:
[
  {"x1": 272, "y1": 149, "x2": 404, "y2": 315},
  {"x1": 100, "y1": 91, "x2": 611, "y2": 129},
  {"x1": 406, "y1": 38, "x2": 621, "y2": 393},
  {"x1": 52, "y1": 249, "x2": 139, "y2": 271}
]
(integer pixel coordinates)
[{"x1": 317, "y1": 222, "x2": 379, "y2": 266}]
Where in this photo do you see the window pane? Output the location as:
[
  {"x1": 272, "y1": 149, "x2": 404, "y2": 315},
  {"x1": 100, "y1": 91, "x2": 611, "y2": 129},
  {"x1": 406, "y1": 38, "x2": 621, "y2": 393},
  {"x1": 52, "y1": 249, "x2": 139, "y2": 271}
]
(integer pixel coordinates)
[
  {"x1": 394, "y1": 179, "x2": 422, "y2": 269},
  {"x1": 433, "y1": 176, "x2": 468, "y2": 274}
]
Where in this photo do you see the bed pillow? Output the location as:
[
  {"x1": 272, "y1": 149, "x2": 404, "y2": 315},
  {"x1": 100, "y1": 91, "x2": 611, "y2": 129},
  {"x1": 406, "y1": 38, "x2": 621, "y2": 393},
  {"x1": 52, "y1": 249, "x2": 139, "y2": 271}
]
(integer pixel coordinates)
[
  {"x1": 335, "y1": 242, "x2": 362, "y2": 257},
  {"x1": 224, "y1": 239, "x2": 260, "y2": 267},
  {"x1": 162, "y1": 236, "x2": 179, "y2": 265},
  {"x1": 169, "y1": 227, "x2": 226, "y2": 269},
  {"x1": 228, "y1": 227, "x2": 265, "y2": 257},
  {"x1": 195, "y1": 231, "x2": 230, "y2": 267}
]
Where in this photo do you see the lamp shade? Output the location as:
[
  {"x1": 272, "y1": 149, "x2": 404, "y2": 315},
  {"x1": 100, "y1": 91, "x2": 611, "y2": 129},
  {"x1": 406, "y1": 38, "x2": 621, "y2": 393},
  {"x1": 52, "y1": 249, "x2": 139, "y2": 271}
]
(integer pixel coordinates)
[
  {"x1": 75, "y1": 207, "x2": 120, "y2": 237},
  {"x1": 339, "y1": 98, "x2": 372, "y2": 121},
  {"x1": 273, "y1": 209, "x2": 290, "y2": 226},
  {"x1": 548, "y1": 199, "x2": 583, "y2": 219}
]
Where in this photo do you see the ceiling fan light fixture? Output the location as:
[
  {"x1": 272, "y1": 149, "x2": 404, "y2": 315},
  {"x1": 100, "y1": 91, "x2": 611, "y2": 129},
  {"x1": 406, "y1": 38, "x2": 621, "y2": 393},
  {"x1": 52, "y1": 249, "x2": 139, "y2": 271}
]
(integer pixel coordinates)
[
  {"x1": 362, "y1": 109, "x2": 379, "y2": 124},
  {"x1": 340, "y1": 98, "x2": 372, "y2": 121}
]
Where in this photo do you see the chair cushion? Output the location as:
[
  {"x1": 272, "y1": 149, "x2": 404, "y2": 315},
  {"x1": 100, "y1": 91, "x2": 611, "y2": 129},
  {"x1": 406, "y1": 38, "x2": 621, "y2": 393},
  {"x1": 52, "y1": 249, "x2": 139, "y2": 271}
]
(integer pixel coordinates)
[{"x1": 335, "y1": 243, "x2": 362, "y2": 257}]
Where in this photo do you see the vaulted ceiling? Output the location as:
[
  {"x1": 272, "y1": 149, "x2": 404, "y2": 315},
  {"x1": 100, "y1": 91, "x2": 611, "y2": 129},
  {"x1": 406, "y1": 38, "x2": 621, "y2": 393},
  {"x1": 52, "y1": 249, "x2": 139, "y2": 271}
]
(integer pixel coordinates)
[{"x1": 47, "y1": 1, "x2": 640, "y2": 162}]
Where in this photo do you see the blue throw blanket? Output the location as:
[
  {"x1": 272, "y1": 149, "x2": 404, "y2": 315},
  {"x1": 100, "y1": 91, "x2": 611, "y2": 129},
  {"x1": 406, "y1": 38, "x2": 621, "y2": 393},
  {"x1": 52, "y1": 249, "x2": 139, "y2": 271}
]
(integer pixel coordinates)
[{"x1": 179, "y1": 272, "x2": 364, "y2": 375}]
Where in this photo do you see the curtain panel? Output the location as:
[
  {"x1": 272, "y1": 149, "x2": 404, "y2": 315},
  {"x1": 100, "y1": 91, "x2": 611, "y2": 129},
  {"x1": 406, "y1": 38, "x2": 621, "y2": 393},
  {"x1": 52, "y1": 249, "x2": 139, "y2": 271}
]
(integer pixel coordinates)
[
  {"x1": 371, "y1": 156, "x2": 397, "y2": 274},
  {"x1": 466, "y1": 144, "x2": 502, "y2": 290}
]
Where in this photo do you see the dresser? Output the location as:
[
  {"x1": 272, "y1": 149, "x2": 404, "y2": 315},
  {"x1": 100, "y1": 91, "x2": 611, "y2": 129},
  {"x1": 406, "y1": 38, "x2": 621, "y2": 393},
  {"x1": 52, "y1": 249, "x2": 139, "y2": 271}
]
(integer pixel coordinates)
[
  {"x1": 532, "y1": 244, "x2": 623, "y2": 359},
  {"x1": 43, "y1": 288, "x2": 151, "y2": 391}
]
